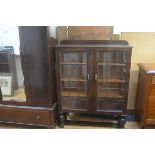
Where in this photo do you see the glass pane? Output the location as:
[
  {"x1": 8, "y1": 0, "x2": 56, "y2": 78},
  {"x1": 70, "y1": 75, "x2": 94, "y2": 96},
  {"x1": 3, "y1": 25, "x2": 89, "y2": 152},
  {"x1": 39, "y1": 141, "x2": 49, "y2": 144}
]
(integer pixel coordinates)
[
  {"x1": 97, "y1": 88, "x2": 124, "y2": 99},
  {"x1": 96, "y1": 51, "x2": 126, "y2": 99},
  {"x1": 61, "y1": 52, "x2": 87, "y2": 63},
  {"x1": 107, "y1": 89, "x2": 124, "y2": 98},
  {"x1": 106, "y1": 65, "x2": 125, "y2": 77},
  {"x1": 97, "y1": 64, "x2": 126, "y2": 78},
  {"x1": 98, "y1": 66, "x2": 106, "y2": 77},
  {"x1": 98, "y1": 51, "x2": 128, "y2": 64},
  {"x1": 60, "y1": 51, "x2": 87, "y2": 98}
]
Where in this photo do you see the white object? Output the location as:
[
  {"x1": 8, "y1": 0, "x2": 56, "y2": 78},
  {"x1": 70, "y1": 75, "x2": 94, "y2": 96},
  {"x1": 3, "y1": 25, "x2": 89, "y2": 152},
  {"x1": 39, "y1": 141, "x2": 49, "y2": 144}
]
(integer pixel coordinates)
[{"x1": 0, "y1": 74, "x2": 13, "y2": 96}]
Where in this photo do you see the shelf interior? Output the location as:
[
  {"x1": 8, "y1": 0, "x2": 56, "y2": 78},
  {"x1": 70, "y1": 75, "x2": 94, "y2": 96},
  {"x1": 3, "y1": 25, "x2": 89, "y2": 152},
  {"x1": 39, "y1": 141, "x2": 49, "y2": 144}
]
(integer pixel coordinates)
[
  {"x1": 62, "y1": 91, "x2": 87, "y2": 97},
  {"x1": 61, "y1": 77, "x2": 86, "y2": 82},
  {"x1": 61, "y1": 62, "x2": 87, "y2": 65},
  {"x1": 97, "y1": 91, "x2": 123, "y2": 98},
  {"x1": 97, "y1": 77, "x2": 125, "y2": 83},
  {"x1": 98, "y1": 63, "x2": 126, "y2": 66}
]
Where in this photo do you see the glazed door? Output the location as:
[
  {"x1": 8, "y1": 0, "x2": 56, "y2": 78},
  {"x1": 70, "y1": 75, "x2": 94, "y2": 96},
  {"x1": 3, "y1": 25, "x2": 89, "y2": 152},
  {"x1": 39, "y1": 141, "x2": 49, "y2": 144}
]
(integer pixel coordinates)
[
  {"x1": 58, "y1": 48, "x2": 89, "y2": 112},
  {"x1": 95, "y1": 50, "x2": 129, "y2": 112}
]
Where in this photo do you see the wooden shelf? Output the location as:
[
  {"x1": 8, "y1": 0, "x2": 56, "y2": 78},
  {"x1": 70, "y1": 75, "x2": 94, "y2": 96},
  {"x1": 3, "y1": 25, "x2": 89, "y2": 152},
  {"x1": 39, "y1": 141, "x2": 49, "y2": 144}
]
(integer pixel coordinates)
[
  {"x1": 61, "y1": 77, "x2": 87, "y2": 82},
  {"x1": 62, "y1": 91, "x2": 87, "y2": 97},
  {"x1": 63, "y1": 87, "x2": 83, "y2": 89},
  {"x1": 62, "y1": 90, "x2": 123, "y2": 98},
  {"x1": 61, "y1": 62, "x2": 87, "y2": 65},
  {"x1": 98, "y1": 63, "x2": 126, "y2": 66},
  {"x1": 97, "y1": 78, "x2": 125, "y2": 83},
  {"x1": 98, "y1": 91, "x2": 123, "y2": 98}
]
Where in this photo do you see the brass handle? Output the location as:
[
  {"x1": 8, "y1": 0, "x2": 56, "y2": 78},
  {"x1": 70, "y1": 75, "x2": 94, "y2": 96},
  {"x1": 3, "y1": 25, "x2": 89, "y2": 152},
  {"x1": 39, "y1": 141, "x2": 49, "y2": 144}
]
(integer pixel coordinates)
[
  {"x1": 88, "y1": 74, "x2": 90, "y2": 80},
  {"x1": 95, "y1": 74, "x2": 98, "y2": 80}
]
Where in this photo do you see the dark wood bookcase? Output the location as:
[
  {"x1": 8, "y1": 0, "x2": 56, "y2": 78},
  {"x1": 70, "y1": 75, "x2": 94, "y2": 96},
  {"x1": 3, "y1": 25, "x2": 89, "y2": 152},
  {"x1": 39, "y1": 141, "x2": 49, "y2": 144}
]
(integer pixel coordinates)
[{"x1": 55, "y1": 40, "x2": 132, "y2": 128}]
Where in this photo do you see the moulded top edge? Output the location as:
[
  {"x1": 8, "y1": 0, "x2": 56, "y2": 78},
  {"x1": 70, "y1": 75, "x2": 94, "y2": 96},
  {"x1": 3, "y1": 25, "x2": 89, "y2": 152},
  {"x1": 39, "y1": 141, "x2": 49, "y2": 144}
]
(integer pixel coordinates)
[{"x1": 55, "y1": 44, "x2": 133, "y2": 48}]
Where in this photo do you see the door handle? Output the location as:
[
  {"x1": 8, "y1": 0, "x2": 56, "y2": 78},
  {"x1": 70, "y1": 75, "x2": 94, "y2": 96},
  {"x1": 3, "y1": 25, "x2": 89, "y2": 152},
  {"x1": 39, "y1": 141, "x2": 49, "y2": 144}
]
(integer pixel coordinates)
[
  {"x1": 95, "y1": 74, "x2": 98, "y2": 80},
  {"x1": 88, "y1": 74, "x2": 90, "y2": 80}
]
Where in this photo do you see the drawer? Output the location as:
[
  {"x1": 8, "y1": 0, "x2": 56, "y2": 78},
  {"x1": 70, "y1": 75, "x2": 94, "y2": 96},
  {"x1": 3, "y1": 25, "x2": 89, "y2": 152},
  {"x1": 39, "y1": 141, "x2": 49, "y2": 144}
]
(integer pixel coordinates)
[
  {"x1": 96, "y1": 100, "x2": 123, "y2": 111},
  {"x1": 147, "y1": 109, "x2": 155, "y2": 119},
  {"x1": 61, "y1": 98, "x2": 88, "y2": 111},
  {"x1": 148, "y1": 96, "x2": 155, "y2": 108},
  {"x1": 152, "y1": 76, "x2": 155, "y2": 85},
  {"x1": 0, "y1": 104, "x2": 57, "y2": 128},
  {"x1": 150, "y1": 88, "x2": 155, "y2": 96},
  {"x1": 146, "y1": 119, "x2": 155, "y2": 124}
]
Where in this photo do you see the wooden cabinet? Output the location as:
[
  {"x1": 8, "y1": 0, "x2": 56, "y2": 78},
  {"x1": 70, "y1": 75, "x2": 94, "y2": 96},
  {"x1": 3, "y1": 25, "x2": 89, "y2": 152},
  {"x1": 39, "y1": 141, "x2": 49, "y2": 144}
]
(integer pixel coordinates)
[
  {"x1": 55, "y1": 40, "x2": 132, "y2": 128},
  {"x1": 0, "y1": 27, "x2": 58, "y2": 128},
  {"x1": 136, "y1": 63, "x2": 155, "y2": 128}
]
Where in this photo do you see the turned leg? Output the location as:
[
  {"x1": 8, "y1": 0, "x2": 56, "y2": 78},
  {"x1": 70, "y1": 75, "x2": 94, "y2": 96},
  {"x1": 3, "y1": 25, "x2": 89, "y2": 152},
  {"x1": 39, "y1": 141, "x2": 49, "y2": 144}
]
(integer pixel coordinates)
[
  {"x1": 58, "y1": 112, "x2": 65, "y2": 128},
  {"x1": 64, "y1": 112, "x2": 68, "y2": 121},
  {"x1": 141, "y1": 123, "x2": 146, "y2": 129},
  {"x1": 118, "y1": 115, "x2": 126, "y2": 129}
]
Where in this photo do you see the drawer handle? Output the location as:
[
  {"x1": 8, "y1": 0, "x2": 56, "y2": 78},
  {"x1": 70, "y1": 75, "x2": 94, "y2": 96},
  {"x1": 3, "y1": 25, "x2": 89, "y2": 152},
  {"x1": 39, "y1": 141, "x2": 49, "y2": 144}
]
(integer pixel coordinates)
[
  {"x1": 36, "y1": 115, "x2": 41, "y2": 120},
  {"x1": 88, "y1": 74, "x2": 90, "y2": 80}
]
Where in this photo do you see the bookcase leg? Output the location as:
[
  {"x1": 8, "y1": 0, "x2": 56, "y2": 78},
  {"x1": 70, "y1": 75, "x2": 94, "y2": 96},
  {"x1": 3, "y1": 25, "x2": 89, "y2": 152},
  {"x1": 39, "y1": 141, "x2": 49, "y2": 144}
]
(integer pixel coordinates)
[
  {"x1": 64, "y1": 112, "x2": 68, "y2": 121},
  {"x1": 118, "y1": 115, "x2": 126, "y2": 129},
  {"x1": 58, "y1": 112, "x2": 65, "y2": 128}
]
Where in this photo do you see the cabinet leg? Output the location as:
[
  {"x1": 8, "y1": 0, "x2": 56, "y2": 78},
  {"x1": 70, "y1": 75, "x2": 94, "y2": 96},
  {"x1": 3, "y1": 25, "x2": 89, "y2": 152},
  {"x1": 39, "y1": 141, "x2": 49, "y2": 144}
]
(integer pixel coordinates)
[
  {"x1": 64, "y1": 112, "x2": 68, "y2": 121},
  {"x1": 58, "y1": 112, "x2": 65, "y2": 128},
  {"x1": 118, "y1": 115, "x2": 126, "y2": 129}
]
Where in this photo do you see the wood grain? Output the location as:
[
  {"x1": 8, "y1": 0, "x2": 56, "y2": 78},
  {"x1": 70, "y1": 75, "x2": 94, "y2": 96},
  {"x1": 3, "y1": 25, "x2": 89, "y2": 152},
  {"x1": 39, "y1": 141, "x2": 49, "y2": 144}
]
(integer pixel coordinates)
[{"x1": 68, "y1": 26, "x2": 113, "y2": 40}]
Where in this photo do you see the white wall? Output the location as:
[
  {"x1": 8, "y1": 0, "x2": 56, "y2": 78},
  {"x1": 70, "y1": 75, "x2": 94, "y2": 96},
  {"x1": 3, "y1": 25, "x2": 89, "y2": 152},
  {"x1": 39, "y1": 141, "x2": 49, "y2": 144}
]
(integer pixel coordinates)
[
  {"x1": 0, "y1": 26, "x2": 57, "y2": 55},
  {"x1": 0, "y1": 26, "x2": 20, "y2": 54}
]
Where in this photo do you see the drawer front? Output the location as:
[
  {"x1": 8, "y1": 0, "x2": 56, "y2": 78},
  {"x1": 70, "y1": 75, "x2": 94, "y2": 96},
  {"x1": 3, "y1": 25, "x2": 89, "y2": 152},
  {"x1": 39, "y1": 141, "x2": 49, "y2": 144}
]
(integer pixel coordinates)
[
  {"x1": 96, "y1": 100, "x2": 123, "y2": 112},
  {"x1": 152, "y1": 76, "x2": 155, "y2": 85},
  {"x1": 0, "y1": 107, "x2": 55, "y2": 127},
  {"x1": 146, "y1": 119, "x2": 155, "y2": 125},
  {"x1": 61, "y1": 98, "x2": 88, "y2": 111},
  {"x1": 150, "y1": 88, "x2": 155, "y2": 96},
  {"x1": 148, "y1": 96, "x2": 155, "y2": 108},
  {"x1": 147, "y1": 109, "x2": 155, "y2": 119}
]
